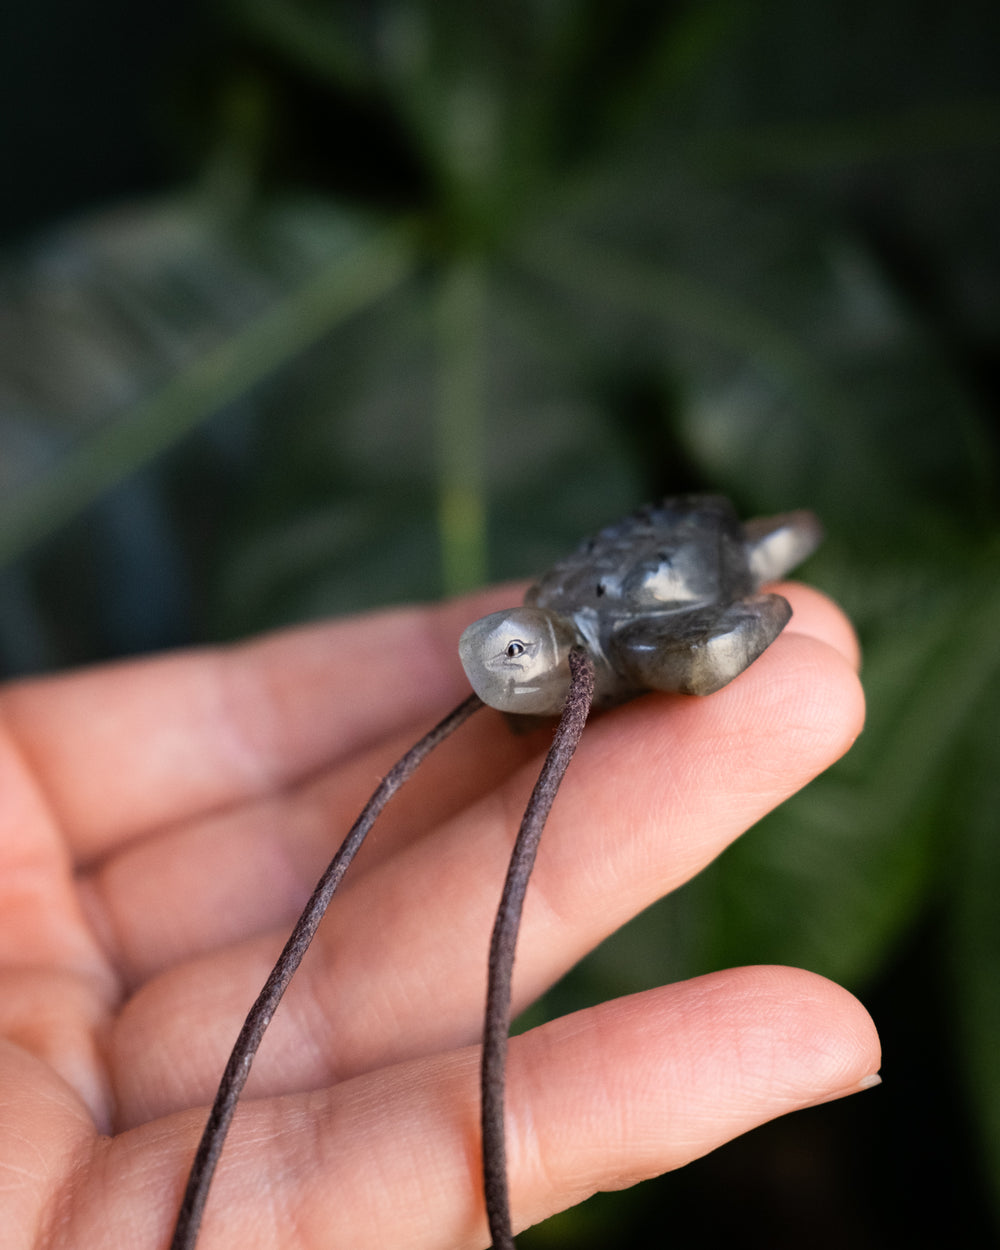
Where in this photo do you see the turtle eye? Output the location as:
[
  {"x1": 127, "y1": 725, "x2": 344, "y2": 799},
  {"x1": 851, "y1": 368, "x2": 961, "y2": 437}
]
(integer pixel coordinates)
[{"x1": 505, "y1": 640, "x2": 526, "y2": 659}]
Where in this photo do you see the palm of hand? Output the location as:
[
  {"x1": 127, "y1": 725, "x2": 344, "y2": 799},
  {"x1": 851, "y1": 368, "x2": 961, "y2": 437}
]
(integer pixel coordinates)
[{"x1": 0, "y1": 585, "x2": 877, "y2": 1249}]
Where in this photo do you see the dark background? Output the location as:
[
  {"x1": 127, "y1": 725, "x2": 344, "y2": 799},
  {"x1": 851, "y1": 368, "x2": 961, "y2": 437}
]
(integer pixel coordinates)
[{"x1": 2, "y1": 2, "x2": 999, "y2": 1245}]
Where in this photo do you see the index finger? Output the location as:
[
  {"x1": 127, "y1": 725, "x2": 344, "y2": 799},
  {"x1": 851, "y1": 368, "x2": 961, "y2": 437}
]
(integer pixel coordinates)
[
  {"x1": 777, "y1": 581, "x2": 861, "y2": 671},
  {"x1": 0, "y1": 581, "x2": 854, "y2": 866}
]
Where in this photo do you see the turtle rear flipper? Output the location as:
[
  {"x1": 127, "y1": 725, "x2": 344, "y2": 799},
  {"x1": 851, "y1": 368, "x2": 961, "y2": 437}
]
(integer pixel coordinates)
[
  {"x1": 743, "y1": 511, "x2": 823, "y2": 585},
  {"x1": 611, "y1": 593, "x2": 792, "y2": 697}
]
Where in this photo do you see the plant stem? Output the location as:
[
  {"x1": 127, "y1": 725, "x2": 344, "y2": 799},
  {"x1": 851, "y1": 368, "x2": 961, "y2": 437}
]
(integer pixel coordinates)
[{"x1": 434, "y1": 255, "x2": 488, "y2": 595}]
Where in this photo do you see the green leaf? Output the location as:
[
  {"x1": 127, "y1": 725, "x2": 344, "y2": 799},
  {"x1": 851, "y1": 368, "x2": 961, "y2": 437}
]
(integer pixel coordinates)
[{"x1": 950, "y1": 662, "x2": 1000, "y2": 1227}]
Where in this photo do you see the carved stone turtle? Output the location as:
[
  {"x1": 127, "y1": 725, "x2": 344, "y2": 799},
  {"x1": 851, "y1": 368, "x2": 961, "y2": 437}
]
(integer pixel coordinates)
[{"x1": 459, "y1": 494, "x2": 823, "y2": 716}]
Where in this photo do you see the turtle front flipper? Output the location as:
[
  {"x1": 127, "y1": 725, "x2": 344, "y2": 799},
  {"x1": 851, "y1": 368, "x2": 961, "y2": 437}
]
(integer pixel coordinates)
[{"x1": 610, "y1": 593, "x2": 793, "y2": 697}]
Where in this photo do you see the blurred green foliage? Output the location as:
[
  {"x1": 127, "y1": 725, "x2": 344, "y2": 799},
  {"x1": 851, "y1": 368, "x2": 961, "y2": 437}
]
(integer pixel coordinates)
[{"x1": 2, "y1": 1, "x2": 999, "y2": 1245}]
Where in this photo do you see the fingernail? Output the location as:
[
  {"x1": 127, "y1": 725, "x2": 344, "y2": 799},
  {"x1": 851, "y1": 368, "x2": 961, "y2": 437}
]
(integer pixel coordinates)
[{"x1": 800, "y1": 1071, "x2": 881, "y2": 1110}]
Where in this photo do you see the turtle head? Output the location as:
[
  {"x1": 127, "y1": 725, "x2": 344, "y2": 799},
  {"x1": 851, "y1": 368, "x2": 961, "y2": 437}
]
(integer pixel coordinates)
[{"x1": 459, "y1": 607, "x2": 577, "y2": 715}]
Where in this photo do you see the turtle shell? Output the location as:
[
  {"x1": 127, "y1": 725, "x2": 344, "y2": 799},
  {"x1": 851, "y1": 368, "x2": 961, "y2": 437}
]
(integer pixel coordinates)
[{"x1": 525, "y1": 495, "x2": 755, "y2": 623}]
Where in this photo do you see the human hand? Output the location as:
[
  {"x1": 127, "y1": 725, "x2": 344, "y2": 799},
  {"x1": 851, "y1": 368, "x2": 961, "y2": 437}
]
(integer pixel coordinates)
[{"x1": 0, "y1": 582, "x2": 878, "y2": 1248}]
